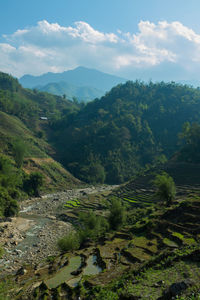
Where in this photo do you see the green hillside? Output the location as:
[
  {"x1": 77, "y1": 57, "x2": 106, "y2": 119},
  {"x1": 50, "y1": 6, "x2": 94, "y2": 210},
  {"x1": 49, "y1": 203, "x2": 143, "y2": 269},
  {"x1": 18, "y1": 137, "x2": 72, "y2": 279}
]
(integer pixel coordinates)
[
  {"x1": 0, "y1": 73, "x2": 82, "y2": 217},
  {"x1": 36, "y1": 81, "x2": 104, "y2": 102},
  {"x1": 0, "y1": 111, "x2": 50, "y2": 157},
  {"x1": 1, "y1": 72, "x2": 200, "y2": 299},
  {"x1": 50, "y1": 80, "x2": 200, "y2": 184}
]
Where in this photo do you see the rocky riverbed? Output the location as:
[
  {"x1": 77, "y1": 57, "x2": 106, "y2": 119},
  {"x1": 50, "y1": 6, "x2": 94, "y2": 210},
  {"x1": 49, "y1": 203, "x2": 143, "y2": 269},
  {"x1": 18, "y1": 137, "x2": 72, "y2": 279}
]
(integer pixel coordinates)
[{"x1": 0, "y1": 185, "x2": 117, "y2": 276}]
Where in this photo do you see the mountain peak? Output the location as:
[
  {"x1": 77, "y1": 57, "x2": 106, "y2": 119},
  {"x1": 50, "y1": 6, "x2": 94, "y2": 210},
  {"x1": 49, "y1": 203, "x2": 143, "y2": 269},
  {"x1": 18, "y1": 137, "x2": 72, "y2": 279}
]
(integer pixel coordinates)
[{"x1": 19, "y1": 66, "x2": 127, "y2": 91}]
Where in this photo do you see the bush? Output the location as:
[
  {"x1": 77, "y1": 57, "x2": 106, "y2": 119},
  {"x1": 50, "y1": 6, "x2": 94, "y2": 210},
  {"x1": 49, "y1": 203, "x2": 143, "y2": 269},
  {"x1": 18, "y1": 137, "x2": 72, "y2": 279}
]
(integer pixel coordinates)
[
  {"x1": 0, "y1": 188, "x2": 19, "y2": 217},
  {"x1": 80, "y1": 162, "x2": 106, "y2": 184},
  {"x1": 57, "y1": 232, "x2": 80, "y2": 252},
  {"x1": 0, "y1": 247, "x2": 4, "y2": 258},
  {"x1": 77, "y1": 212, "x2": 109, "y2": 243},
  {"x1": 23, "y1": 171, "x2": 44, "y2": 196},
  {"x1": 153, "y1": 172, "x2": 176, "y2": 205},
  {"x1": 12, "y1": 139, "x2": 26, "y2": 168},
  {"x1": 4, "y1": 199, "x2": 19, "y2": 217},
  {"x1": 108, "y1": 199, "x2": 126, "y2": 230}
]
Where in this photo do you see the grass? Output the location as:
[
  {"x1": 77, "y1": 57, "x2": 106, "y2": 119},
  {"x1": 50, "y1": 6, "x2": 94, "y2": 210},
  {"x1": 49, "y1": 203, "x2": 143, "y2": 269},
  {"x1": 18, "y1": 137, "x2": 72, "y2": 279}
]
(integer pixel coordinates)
[
  {"x1": 0, "y1": 246, "x2": 4, "y2": 258},
  {"x1": 0, "y1": 112, "x2": 80, "y2": 193},
  {"x1": 64, "y1": 199, "x2": 81, "y2": 208},
  {"x1": 0, "y1": 111, "x2": 49, "y2": 158},
  {"x1": 172, "y1": 232, "x2": 196, "y2": 246}
]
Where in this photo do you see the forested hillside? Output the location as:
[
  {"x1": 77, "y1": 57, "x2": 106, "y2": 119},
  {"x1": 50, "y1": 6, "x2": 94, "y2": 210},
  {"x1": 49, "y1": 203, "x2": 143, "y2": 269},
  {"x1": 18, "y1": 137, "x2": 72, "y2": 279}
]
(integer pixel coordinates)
[
  {"x1": 49, "y1": 81, "x2": 200, "y2": 183},
  {"x1": 0, "y1": 72, "x2": 81, "y2": 217},
  {"x1": 36, "y1": 81, "x2": 104, "y2": 102},
  {"x1": 0, "y1": 72, "x2": 79, "y2": 130},
  {"x1": 1, "y1": 72, "x2": 200, "y2": 186}
]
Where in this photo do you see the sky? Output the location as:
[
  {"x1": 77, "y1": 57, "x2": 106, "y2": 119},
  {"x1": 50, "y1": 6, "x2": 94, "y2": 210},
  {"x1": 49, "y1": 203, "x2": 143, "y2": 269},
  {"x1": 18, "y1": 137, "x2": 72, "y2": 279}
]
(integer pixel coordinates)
[{"x1": 1, "y1": 0, "x2": 200, "y2": 82}]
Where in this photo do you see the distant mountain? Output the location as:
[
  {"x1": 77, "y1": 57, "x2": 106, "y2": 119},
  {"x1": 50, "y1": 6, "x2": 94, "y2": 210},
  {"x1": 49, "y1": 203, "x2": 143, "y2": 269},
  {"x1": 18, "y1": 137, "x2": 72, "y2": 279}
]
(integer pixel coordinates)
[
  {"x1": 19, "y1": 66, "x2": 127, "y2": 91},
  {"x1": 36, "y1": 81, "x2": 104, "y2": 102}
]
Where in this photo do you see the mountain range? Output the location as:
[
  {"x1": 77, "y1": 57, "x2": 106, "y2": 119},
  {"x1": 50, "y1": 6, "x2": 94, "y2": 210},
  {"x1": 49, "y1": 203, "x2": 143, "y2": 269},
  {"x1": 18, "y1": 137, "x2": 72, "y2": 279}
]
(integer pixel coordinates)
[{"x1": 19, "y1": 66, "x2": 127, "y2": 101}]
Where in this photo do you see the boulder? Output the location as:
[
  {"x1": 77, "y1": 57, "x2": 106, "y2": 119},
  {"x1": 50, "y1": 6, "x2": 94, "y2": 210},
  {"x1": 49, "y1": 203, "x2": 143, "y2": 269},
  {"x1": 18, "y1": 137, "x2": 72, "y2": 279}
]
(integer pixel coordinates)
[
  {"x1": 160, "y1": 279, "x2": 193, "y2": 299},
  {"x1": 16, "y1": 267, "x2": 27, "y2": 276}
]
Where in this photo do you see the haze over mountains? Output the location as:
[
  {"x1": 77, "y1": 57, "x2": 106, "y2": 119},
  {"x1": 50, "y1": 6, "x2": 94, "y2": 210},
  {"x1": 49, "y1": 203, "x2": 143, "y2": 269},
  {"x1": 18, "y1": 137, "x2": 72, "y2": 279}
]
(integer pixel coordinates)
[{"x1": 19, "y1": 66, "x2": 127, "y2": 101}]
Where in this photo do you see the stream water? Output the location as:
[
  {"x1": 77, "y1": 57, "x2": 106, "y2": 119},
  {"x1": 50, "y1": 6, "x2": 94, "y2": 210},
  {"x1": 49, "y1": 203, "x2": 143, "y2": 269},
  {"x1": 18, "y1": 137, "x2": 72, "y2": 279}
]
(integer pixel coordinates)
[{"x1": 16, "y1": 210, "x2": 50, "y2": 254}]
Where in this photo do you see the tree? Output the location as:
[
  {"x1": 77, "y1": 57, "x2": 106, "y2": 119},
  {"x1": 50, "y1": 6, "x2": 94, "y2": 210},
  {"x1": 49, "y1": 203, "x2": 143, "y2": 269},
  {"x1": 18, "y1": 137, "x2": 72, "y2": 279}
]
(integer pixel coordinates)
[
  {"x1": 108, "y1": 199, "x2": 126, "y2": 230},
  {"x1": 57, "y1": 232, "x2": 80, "y2": 252},
  {"x1": 12, "y1": 140, "x2": 26, "y2": 168},
  {"x1": 77, "y1": 212, "x2": 109, "y2": 243},
  {"x1": 80, "y1": 161, "x2": 106, "y2": 184},
  {"x1": 178, "y1": 122, "x2": 200, "y2": 163},
  {"x1": 24, "y1": 172, "x2": 44, "y2": 197},
  {"x1": 153, "y1": 172, "x2": 176, "y2": 205}
]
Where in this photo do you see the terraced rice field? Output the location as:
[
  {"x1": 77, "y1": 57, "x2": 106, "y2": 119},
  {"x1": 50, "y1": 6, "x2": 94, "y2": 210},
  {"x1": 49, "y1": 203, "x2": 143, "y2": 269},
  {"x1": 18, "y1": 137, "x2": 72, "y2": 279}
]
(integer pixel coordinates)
[
  {"x1": 112, "y1": 173, "x2": 156, "y2": 208},
  {"x1": 64, "y1": 199, "x2": 81, "y2": 208}
]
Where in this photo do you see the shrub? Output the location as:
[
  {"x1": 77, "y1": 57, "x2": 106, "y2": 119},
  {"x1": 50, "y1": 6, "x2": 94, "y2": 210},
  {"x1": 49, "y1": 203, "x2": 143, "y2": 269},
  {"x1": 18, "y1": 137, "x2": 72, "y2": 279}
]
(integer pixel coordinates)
[
  {"x1": 108, "y1": 199, "x2": 126, "y2": 230},
  {"x1": 0, "y1": 188, "x2": 19, "y2": 217},
  {"x1": 77, "y1": 212, "x2": 109, "y2": 243},
  {"x1": 4, "y1": 199, "x2": 19, "y2": 217},
  {"x1": 57, "y1": 232, "x2": 80, "y2": 252},
  {"x1": 153, "y1": 172, "x2": 176, "y2": 205},
  {"x1": 23, "y1": 171, "x2": 44, "y2": 196},
  {"x1": 12, "y1": 139, "x2": 26, "y2": 168},
  {"x1": 0, "y1": 247, "x2": 4, "y2": 258}
]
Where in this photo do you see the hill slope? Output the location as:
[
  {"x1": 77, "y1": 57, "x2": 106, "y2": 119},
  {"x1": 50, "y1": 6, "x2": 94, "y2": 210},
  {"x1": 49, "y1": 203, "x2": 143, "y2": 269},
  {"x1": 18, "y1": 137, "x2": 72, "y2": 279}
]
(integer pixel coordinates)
[
  {"x1": 49, "y1": 81, "x2": 200, "y2": 184},
  {"x1": 0, "y1": 72, "x2": 81, "y2": 192},
  {"x1": 36, "y1": 81, "x2": 104, "y2": 102}
]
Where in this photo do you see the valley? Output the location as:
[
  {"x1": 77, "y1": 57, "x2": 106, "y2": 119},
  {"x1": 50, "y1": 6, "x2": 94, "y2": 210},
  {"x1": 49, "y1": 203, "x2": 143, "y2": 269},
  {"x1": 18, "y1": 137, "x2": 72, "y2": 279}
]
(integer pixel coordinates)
[
  {"x1": 1, "y1": 72, "x2": 200, "y2": 299},
  {"x1": 1, "y1": 169, "x2": 200, "y2": 299},
  {"x1": 2, "y1": 2, "x2": 200, "y2": 298},
  {"x1": 0, "y1": 185, "x2": 116, "y2": 276}
]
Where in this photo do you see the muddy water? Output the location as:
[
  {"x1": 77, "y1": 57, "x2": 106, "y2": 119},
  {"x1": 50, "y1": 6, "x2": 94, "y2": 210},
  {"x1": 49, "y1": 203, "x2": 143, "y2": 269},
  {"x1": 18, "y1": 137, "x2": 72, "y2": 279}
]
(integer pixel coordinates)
[
  {"x1": 83, "y1": 255, "x2": 102, "y2": 276},
  {"x1": 45, "y1": 255, "x2": 102, "y2": 289},
  {"x1": 45, "y1": 256, "x2": 82, "y2": 289}
]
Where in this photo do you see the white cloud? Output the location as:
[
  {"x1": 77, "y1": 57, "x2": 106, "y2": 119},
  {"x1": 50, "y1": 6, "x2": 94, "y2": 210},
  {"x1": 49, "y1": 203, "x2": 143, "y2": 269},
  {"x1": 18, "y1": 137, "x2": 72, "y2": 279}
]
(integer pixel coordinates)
[{"x1": 1, "y1": 20, "x2": 200, "y2": 80}]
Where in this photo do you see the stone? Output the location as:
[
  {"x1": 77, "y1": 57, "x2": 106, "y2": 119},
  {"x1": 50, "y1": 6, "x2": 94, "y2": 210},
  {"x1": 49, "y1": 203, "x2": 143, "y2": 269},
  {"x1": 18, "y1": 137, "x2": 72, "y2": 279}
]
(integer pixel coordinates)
[
  {"x1": 16, "y1": 267, "x2": 27, "y2": 276},
  {"x1": 11, "y1": 241, "x2": 18, "y2": 246},
  {"x1": 160, "y1": 280, "x2": 193, "y2": 299}
]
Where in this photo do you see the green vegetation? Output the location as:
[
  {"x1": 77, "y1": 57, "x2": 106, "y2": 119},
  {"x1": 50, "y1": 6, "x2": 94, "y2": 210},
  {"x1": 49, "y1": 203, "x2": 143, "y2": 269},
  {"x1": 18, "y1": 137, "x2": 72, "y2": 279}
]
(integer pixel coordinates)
[
  {"x1": 177, "y1": 122, "x2": 200, "y2": 163},
  {"x1": 50, "y1": 80, "x2": 200, "y2": 184},
  {"x1": 108, "y1": 199, "x2": 126, "y2": 230},
  {"x1": 0, "y1": 72, "x2": 81, "y2": 217},
  {"x1": 57, "y1": 232, "x2": 80, "y2": 252},
  {"x1": 0, "y1": 155, "x2": 21, "y2": 216},
  {"x1": 64, "y1": 199, "x2": 80, "y2": 208},
  {"x1": 0, "y1": 246, "x2": 4, "y2": 258},
  {"x1": 23, "y1": 171, "x2": 44, "y2": 197},
  {"x1": 78, "y1": 211, "x2": 109, "y2": 243},
  {"x1": 1, "y1": 72, "x2": 200, "y2": 187},
  {"x1": 12, "y1": 139, "x2": 26, "y2": 168},
  {"x1": 0, "y1": 280, "x2": 12, "y2": 300},
  {"x1": 153, "y1": 172, "x2": 176, "y2": 204},
  {"x1": 2, "y1": 72, "x2": 200, "y2": 299}
]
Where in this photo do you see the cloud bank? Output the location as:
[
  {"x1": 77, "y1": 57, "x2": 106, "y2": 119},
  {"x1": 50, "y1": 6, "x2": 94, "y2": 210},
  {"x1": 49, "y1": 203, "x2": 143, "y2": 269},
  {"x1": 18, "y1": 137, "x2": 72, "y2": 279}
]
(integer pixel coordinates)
[{"x1": 1, "y1": 20, "x2": 200, "y2": 80}]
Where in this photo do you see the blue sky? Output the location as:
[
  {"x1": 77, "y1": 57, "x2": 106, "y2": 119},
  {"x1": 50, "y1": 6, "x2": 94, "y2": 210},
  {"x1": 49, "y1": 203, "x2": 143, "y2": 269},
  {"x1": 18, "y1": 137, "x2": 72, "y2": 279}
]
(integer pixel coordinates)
[
  {"x1": 1, "y1": 0, "x2": 200, "y2": 35},
  {"x1": 1, "y1": 0, "x2": 200, "y2": 82}
]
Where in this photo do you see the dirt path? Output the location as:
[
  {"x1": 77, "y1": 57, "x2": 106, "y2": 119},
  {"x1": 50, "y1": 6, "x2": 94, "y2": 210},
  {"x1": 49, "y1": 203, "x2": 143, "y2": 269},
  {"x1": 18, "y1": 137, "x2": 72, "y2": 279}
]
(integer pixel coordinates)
[{"x1": 0, "y1": 185, "x2": 117, "y2": 276}]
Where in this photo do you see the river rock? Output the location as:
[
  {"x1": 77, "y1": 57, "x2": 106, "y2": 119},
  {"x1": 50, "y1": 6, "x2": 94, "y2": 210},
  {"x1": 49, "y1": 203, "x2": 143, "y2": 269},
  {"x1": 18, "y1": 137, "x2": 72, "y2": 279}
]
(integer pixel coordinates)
[{"x1": 16, "y1": 267, "x2": 27, "y2": 275}]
